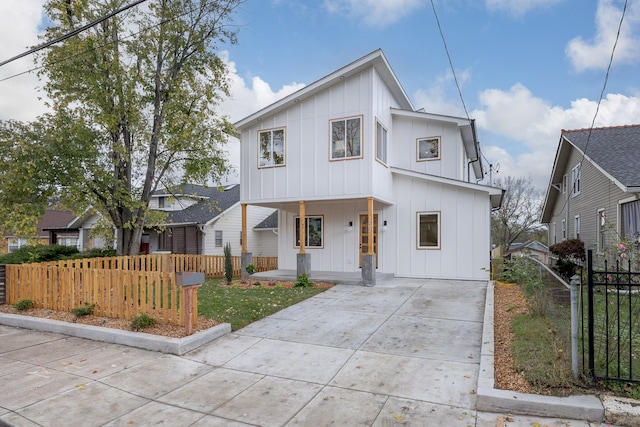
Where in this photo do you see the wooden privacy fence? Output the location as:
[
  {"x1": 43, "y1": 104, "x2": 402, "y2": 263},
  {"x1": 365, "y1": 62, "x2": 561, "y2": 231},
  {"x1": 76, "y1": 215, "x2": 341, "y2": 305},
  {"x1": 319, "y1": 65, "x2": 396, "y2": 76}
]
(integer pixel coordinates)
[{"x1": 5, "y1": 254, "x2": 278, "y2": 327}]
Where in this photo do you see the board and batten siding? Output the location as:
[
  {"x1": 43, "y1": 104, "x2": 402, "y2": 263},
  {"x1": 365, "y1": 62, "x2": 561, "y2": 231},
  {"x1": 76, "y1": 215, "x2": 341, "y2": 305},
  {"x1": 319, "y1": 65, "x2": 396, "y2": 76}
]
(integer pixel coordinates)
[
  {"x1": 203, "y1": 205, "x2": 277, "y2": 257},
  {"x1": 390, "y1": 115, "x2": 464, "y2": 181},
  {"x1": 241, "y1": 68, "x2": 393, "y2": 204},
  {"x1": 393, "y1": 174, "x2": 491, "y2": 280}
]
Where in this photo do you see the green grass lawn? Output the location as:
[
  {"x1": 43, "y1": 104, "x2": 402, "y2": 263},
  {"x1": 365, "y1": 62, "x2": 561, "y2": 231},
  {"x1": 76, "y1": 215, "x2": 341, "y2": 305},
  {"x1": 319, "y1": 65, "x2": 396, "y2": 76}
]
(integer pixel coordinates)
[{"x1": 197, "y1": 278, "x2": 330, "y2": 330}]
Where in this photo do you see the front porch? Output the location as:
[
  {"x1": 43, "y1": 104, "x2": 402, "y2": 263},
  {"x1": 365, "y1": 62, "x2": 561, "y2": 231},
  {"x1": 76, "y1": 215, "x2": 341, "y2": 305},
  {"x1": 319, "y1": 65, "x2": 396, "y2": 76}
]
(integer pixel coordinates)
[{"x1": 249, "y1": 269, "x2": 394, "y2": 286}]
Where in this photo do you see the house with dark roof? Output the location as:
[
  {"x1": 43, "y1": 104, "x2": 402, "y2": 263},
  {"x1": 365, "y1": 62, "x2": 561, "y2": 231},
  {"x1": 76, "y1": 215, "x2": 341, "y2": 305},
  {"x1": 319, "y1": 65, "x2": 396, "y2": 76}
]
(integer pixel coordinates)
[
  {"x1": 1, "y1": 209, "x2": 76, "y2": 254},
  {"x1": 148, "y1": 184, "x2": 277, "y2": 256},
  {"x1": 504, "y1": 240, "x2": 549, "y2": 264},
  {"x1": 541, "y1": 125, "x2": 640, "y2": 257}
]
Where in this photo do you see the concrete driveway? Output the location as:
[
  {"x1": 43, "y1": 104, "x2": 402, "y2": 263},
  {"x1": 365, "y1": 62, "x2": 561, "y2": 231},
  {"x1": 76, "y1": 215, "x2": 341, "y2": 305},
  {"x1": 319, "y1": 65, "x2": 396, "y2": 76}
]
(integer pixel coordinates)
[{"x1": 0, "y1": 278, "x2": 604, "y2": 426}]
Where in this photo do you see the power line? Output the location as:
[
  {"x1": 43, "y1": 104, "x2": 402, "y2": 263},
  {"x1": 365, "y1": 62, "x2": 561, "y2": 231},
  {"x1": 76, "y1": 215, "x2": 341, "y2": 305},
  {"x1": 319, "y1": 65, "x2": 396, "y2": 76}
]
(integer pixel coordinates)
[
  {"x1": 0, "y1": 0, "x2": 149, "y2": 68},
  {"x1": 429, "y1": 0, "x2": 471, "y2": 123}
]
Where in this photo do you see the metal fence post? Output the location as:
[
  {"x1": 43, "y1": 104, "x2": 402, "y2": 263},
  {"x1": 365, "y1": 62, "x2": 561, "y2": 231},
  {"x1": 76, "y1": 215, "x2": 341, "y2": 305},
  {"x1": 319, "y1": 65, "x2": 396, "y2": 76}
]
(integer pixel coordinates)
[{"x1": 570, "y1": 274, "x2": 580, "y2": 379}]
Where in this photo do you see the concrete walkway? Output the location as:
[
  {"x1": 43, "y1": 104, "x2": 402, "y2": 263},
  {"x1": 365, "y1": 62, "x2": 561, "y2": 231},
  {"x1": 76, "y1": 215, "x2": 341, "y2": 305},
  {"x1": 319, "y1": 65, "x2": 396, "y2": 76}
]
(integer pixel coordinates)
[{"x1": 0, "y1": 278, "x2": 618, "y2": 426}]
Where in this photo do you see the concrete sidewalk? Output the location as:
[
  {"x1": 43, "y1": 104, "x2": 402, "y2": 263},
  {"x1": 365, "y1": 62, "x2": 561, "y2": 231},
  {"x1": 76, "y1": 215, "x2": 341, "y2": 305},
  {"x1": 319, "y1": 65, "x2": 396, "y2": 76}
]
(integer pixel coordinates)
[{"x1": 0, "y1": 278, "x2": 621, "y2": 426}]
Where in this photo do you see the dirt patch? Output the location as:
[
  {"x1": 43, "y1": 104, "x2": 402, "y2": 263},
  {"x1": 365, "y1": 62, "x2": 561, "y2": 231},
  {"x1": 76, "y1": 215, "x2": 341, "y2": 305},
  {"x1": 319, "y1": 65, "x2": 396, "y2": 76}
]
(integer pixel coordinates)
[{"x1": 493, "y1": 281, "x2": 537, "y2": 394}]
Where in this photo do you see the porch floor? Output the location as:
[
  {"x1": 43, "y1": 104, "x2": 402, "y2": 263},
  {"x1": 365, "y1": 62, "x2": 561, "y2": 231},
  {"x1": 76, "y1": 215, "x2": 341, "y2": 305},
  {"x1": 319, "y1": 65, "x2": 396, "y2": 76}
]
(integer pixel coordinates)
[{"x1": 250, "y1": 270, "x2": 393, "y2": 286}]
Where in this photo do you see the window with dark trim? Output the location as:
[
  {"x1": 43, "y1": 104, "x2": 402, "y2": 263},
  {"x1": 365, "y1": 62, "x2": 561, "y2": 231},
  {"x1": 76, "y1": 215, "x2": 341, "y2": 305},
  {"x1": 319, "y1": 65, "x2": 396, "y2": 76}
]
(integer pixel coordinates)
[{"x1": 215, "y1": 230, "x2": 223, "y2": 247}]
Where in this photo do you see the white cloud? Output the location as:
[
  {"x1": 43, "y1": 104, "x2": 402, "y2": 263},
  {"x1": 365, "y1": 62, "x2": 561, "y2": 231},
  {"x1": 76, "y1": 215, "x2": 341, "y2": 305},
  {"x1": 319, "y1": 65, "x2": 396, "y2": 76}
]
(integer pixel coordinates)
[
  {"x1": 566, "y1": 0, "x2": 640, "y2": 71},
  {"x1": 0, "y1": 0, "x2": 48, "y2": 122},
  {"x1": 323, "y1": 0, "x2": 423, "y2": 27},
  {"x1": 473, "y1": 83, "x2": 640, "y2": 190},
  {"x1": 412, "y1": 68, "x2": 472, "y2": 117},
  {"x1": 485, "y1": 0, "x2": 562, "y2": 17}
]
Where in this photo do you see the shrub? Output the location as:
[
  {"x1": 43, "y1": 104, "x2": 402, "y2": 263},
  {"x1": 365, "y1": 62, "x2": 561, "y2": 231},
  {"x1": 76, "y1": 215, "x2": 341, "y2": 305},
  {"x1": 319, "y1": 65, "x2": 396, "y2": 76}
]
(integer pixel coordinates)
[
  {"x1": 245, "y1": 264, "x2": 256, "y2": 275},
  {"x1": 224, "y1": 242, "x2": 233, "y2": 284},
  {"x1": 71, "y1": 303, "x2": 96, "y2": 317},
  {"x1": 294, "y1": 273, "x2": 313, "y2": 288},
  {"x1": 549, "y1": 239, "x2": 585, "y2": 280},
  {"x1": 130, "y1": 314, "x2": 157, "y2": 331},
  {"x1": 12, "y1": 299, "x2": 34, "y2": 311},
  {"x1": 0, "y1": 244, "x2": 79, "y2": 264}
]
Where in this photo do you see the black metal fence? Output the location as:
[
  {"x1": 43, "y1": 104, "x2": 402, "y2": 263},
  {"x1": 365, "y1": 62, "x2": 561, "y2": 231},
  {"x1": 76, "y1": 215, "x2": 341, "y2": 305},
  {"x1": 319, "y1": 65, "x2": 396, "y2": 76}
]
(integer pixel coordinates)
[{"x1": 586, "y1": 249, "x2": 640, "y2": 382}]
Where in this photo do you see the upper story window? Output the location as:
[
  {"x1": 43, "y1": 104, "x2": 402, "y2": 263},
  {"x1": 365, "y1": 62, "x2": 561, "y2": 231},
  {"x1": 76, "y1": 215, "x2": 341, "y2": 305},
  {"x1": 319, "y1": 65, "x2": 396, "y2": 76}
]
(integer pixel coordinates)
[
  {"x1": 330, "y1": 116, "x2": 362, "y2": 160},
  {"x1": 571, "y1": 164, "x2": 581, "y2": 196},
  {"x1": 376, "y1": 120, "x2": 388, "y2": 165},
  {"x1": 158, "y1": 197, "x2": 165, "y2": 208},
  {"x1": 562, "y1": 175, "x2": 567, "y2": 194},
  {"x1": 258, "y1": 128, "x2": 285, "y2": 168},
  {"x1": 417, "y1": 136, "x2": 440, "y2": 161}
]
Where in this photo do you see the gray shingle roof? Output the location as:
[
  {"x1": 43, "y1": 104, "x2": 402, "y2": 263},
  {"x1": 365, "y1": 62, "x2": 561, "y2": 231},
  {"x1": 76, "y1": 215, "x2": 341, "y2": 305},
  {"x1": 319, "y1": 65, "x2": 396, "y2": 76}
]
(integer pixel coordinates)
[
  {"x1": 254, "y1": 211, "x2": 278, "y2": 230},
  {"x1": 159, "y1": 184, "x2": 240, "y2": 225},
  {"x1": 562, "y1": 125, "x2": 640, "y2": 188}
]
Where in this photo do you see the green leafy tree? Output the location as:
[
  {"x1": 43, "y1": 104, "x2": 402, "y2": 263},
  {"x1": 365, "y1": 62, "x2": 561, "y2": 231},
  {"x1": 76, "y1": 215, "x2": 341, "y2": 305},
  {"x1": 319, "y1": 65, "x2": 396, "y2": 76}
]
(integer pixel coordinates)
[{"x1": 0, "y1": 0, "x2": 242, "y2": 255}]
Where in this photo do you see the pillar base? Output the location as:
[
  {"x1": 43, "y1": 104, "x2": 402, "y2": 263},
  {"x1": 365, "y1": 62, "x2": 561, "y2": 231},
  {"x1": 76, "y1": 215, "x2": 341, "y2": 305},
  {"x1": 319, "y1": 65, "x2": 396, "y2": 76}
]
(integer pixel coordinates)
[
  {"x1": 241, "y1": 252, "x2": 253, "y2": 279},
  {"x1": 361, "y1": 254, "x2": 376, "y2": 287},
  {"x1": 297, "y1": 253, "x2": 311, "y2": 278}
]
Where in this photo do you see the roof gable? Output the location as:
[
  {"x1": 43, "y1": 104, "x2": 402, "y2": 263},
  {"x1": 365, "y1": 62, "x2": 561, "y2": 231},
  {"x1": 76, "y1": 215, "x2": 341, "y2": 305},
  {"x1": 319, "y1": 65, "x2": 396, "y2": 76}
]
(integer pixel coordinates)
[
  {"x1": 234, "y1": 49, "x2": 413, "y2": 129},
  {"x1": 160, "y1": 184, "x2": 241, "y2": 225}
]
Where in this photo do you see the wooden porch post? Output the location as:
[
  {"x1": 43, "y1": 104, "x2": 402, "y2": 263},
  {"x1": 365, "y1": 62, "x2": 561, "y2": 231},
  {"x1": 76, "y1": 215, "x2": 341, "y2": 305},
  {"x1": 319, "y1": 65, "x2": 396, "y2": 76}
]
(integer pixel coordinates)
[
  {"x1": 299, "y1": 201, "x2": 306, "y2": 254},
  {"x1": 367, "y1": 197, "x2": 374, "y2": 255},
  {"x1": 241, "y1": 203, "x2": 247, "y2": 254}
]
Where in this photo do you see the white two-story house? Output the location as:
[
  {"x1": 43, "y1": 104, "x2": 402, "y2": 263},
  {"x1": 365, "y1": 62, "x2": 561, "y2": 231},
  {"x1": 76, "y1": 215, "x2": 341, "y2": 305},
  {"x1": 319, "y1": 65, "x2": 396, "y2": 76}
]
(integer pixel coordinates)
[{"x1": 236, "y1": 50, "x2": 503, "y2": 283}]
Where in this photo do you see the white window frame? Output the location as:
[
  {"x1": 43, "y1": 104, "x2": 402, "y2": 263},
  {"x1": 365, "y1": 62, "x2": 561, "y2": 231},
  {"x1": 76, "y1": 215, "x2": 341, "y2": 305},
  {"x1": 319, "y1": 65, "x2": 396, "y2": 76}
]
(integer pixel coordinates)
[
  {"x1": 258, "y1": 127, "x2": 286, "y2": 168},
  {"x1": 571, "y1": 164, "x2": 581, "y2": 196},
  {"x1": 562, "y1": 219, "x2": 566, "y2": 240},
  {"x1": 375, "y1": 120, "x2": 388, "y2": 165},
  {"x1": 8, "y1": 238, "x2": 28, "y2": 253},
  {"x1": 552, "y1": 222, "x2": 557, "y2": 244},
  {"x1": 330, "y1": 116, "x2": 362, "y2": 160},
  {"x1": 562, "y1": 175, "x2": 567, "y2": 194},
  {"x1": 417, "y1": 136, "x2": 441, "y2": 161},
  {"x1": 597, "y1": 209, "x2": 606, "y2": 253},
  {"x1": 417, "y1": 211, "x2": 441, "y2": 249},
  {"x1": 214, "y1": 230, "x2": 223, "y2": 247},
  {"x1": 574, "y1": 215, "x2": 581, "y2": 239},
  {"x1": 294, "y1": 215, "x2": 324, "y2": 248}
]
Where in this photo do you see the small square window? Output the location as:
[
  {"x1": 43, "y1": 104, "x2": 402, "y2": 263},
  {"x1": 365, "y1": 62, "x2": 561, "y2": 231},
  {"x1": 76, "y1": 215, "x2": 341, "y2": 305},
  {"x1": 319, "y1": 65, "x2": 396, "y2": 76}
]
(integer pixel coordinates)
[
  {"x1": 215, "y1": 230, "x2": 223, "y2": 247},
  {"x1": 330, "y1": 117, "x2": 362, "y2": 160},
  {"x1": 417, "y1": 212, "x2": 440, "y2": 249},
  {"x1": 417, "y1": 137, "x2": 440, "y2": 161},
  {"x1": 258, "y1": 128, "x2": 285, "y2": 168}
]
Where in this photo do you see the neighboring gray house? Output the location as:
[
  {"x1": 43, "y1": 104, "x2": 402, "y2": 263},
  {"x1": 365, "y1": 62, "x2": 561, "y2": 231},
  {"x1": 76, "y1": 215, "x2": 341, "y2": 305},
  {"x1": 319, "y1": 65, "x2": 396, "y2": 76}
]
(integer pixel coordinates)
[
  {"x1": 541, "y1": 125, "x2": 640, "y2": 257},
  {"x1": 148, "y1": 184, "x2": 277, "y2": 256},
  {"x1": 505, "y1": 240, "x2": 550, "y2": 264}
]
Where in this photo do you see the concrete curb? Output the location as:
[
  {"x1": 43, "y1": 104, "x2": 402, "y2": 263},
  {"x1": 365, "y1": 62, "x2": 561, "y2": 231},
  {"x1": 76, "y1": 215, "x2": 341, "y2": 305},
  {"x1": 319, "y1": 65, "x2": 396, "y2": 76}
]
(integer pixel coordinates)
[
  {"x1": 0, "y1": 313, "x2": 231, "y2": 356},
  {"x1": 477, "y1": 281, "x2": 605, "y2": 422}
]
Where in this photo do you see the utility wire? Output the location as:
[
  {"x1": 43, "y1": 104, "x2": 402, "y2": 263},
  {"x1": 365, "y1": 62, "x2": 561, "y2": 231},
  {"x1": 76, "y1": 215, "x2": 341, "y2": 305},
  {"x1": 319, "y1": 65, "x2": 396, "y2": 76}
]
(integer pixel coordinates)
[
  {"x1": 0, "y1": 0, "x2": 149, "y2": 68},
  {"x1": 429, "y1": 0, "x2": 471, "y2": 123},
  {"x1": 554, "y1": 0, "x2": 627, "y2": 220}
]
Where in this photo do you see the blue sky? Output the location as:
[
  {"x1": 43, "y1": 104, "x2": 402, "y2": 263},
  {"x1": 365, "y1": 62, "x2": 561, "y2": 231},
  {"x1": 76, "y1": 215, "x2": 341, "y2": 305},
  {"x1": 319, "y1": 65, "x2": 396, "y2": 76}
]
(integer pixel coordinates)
[{"x1": 1, "y1": 0, "x2": 639, "y2": 190}]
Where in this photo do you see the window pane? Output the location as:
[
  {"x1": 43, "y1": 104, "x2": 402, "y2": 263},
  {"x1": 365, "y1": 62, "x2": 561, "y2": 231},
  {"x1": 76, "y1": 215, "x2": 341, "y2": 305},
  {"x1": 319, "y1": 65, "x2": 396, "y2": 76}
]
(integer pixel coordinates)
[
  {"x1": 331, "y1": 121, "x2": 345, "y2": 158},
  {"x1": 307, "y1": 217, "x2": 322, "y2": 246},
  {"x1": 419, "y1": 214, "x2": 439, "y2": 247},
  {"x1": 345, "y1": 118, "x2": 361, "y2": 157},
  {"x1": 418, "y1": 138, "x2": 439, "y2": 160},
  {"x1": 259, "y1": 131, "x2": 272, "y2": 167},
  {"x1": 272, "y1": 129, "x2": 285, "y2": 165},
  {"x1": 376, "y1": 122, "x2": 387, "y2": 163}
]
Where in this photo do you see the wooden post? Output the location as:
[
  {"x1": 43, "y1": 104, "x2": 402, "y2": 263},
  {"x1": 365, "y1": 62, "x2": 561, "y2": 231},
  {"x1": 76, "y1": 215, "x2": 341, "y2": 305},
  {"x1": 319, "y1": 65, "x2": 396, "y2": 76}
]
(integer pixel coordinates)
[
  {"x1": 182, "y1": 284, "x2": 203, "y2": 335},
  {"x1": 299, "y1": 200, "x2": 306, "y2": 254},
  {"x1": 241, "y1": 203, "x2": 248, "y2": 254},
  {"x1": 367, "y1": 197, "x2": 374, "y2": 255}
]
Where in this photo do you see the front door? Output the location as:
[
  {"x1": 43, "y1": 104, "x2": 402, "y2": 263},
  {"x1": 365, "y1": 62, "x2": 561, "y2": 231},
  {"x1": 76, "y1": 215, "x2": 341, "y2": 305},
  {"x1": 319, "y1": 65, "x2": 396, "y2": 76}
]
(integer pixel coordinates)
[{"x1": 359, "y1": 214, "x2": 378, "y2": 268}]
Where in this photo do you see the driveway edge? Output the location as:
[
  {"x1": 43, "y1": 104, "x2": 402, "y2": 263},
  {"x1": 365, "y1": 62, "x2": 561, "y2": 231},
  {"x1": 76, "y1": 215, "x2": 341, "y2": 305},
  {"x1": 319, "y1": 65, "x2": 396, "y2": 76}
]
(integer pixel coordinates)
[{"x1": 0, "y1": 312, "x2": 230, "y2": 355}]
